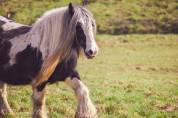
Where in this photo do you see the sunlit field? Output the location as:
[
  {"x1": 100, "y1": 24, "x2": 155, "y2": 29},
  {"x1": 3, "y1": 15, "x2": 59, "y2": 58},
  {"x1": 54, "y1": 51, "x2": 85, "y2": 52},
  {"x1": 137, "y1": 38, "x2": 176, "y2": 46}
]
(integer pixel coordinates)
[{"x1": 6, "y1": 34, "x2": 178, "y2": 118}]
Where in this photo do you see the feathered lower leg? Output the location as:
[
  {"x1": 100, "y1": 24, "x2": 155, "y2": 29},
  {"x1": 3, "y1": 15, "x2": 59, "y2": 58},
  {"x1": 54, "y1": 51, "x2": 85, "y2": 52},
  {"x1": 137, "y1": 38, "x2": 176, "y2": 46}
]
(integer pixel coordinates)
[
  {"x1": 65, "y1": 77, "x2": 97, "y2": 118},
  {"x1": 32, "y1": 86, "x2": 47, "y2": 118},
  {"x1": 0, "y1": 82, "x2": 13, "y2": 116}
]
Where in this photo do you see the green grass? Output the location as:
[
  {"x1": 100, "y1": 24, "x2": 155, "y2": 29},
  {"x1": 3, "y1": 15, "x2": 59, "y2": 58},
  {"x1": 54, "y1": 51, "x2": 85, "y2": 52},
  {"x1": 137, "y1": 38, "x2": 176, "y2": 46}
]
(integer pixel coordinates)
[
  {"x1": 0, "y1": 0, "x2": 178, "y2": 34},
  {"x1": 5, "y1": 34, "x2": 178, "y2": 118}
]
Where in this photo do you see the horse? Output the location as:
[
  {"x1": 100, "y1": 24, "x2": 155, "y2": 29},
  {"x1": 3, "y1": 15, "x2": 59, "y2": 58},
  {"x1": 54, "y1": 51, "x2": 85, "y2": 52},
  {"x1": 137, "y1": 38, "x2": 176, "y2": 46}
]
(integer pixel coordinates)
[{"x1": 0, "y1": 1, "x2": 98, "y2": 118}]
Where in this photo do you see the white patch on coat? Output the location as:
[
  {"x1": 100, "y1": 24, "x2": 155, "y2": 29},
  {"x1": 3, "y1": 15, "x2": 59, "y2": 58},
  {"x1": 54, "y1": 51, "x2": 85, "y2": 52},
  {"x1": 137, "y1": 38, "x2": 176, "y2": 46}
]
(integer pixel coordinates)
[{"x1": 85, "y1": 24, "x2": 99, "y2": 55}]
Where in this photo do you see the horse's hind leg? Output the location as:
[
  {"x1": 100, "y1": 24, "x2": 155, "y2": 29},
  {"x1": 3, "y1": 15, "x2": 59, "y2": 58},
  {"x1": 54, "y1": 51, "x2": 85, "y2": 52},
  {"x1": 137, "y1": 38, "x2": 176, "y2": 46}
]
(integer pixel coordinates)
[
  {"x1": 0, "y1": 82, "x2": 13, "y2": 116},
  {"x1": 65, "y1": 73, "x2": 97, "y2": 118},
  {"x1": 32, "y1": 84, "x2": 48, "y2": 118}
]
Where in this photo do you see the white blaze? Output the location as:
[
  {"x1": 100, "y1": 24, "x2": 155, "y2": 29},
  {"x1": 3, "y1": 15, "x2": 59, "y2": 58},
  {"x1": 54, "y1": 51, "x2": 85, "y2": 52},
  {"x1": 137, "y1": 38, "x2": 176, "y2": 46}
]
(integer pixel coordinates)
[{"x1": 80, "y1": 18, "x2": 98, "y2": 55}]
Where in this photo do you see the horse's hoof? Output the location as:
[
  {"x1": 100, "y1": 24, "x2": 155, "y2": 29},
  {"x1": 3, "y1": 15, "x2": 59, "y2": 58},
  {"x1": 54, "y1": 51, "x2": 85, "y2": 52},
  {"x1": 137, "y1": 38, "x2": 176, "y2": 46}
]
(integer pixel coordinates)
[
  {"x1": 0, "y1": 109, "x2": 15, "y2": 118},
  {"x1": 75, "y1": 102, "x2": 97, "y2": 118},
  {"x1": 32, "y1": 111, "x2": 48, "y2": 118},
  {"x1": 75, "y1": 111, "x2": 97, "y2": 118}
]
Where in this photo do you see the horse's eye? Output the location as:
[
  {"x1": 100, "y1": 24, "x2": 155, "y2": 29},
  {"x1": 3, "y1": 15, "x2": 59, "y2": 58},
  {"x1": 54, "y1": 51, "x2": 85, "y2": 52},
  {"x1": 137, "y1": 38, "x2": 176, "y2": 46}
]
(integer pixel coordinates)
[
  {"x1": 91, "y1": 21, "x2": 95, "y2": 27},
  {"x1": 92, "y1": 23, "x2": 94, "y2": 27},
  {"x1": 77, "y1": 22, "x2": 82, "y2": 26}
]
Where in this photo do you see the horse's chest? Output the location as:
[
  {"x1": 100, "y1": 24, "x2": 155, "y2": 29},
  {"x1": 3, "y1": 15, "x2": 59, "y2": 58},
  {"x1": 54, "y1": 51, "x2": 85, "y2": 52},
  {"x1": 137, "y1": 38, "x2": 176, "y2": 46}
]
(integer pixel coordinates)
[{"x1": 35, "y1": 58, "x2": 59, "y2": 86}]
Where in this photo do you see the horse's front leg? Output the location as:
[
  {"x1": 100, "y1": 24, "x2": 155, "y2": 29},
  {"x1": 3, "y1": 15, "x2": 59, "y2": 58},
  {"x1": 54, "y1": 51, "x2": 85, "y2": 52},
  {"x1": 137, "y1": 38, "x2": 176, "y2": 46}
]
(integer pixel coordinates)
[
  {"x1": 32, "y1": 82, "x2": 48, "y2": 118},
  {"x1": 65, "y1": 71, "x2": 97, "y2": 118},
  {"x1": 0, "y1": 82, "x2": 13, "y2": 116}
]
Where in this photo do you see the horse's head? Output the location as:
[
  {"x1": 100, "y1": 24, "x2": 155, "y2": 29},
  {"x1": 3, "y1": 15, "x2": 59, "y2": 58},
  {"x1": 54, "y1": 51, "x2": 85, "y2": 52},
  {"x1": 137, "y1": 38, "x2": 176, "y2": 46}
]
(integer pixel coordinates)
[{"x1": 68, "y1": 2, "x2": 99, "y2": 59}]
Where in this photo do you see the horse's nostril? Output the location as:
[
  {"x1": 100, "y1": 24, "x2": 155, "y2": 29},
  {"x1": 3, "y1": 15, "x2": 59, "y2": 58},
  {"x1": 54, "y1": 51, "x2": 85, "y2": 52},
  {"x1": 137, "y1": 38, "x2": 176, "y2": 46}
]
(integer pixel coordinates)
[{"x1": 88, "y1": 50, "x2": 93, "y2": 55}]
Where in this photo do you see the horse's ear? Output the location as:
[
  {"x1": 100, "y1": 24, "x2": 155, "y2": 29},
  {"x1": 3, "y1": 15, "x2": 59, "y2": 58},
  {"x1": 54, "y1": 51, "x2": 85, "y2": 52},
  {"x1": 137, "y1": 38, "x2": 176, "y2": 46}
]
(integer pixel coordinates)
[
  {"x1": 83, "y1": 0, "x2": 89, "y2": 6},
  {"x1": 69, "y1": 3, "x2": 74, "y2": 16}
]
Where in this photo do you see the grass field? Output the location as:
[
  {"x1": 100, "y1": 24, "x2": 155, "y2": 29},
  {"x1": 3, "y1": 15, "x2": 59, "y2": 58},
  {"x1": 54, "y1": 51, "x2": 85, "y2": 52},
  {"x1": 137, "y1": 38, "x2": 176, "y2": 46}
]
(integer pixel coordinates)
[
  {"x1": 6, "y1": 34, "x2": 178, "y2": 118},
  {"x1": 1, "y1": 0, "x2": 178, "y2": 34}
]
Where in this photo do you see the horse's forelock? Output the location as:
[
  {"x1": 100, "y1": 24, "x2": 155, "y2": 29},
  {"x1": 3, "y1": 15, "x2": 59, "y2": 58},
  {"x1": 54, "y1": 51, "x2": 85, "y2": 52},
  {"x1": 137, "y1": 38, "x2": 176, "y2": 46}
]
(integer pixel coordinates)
[{"x1": 73, "y1": 6, "x2": 96, "y2": 33}]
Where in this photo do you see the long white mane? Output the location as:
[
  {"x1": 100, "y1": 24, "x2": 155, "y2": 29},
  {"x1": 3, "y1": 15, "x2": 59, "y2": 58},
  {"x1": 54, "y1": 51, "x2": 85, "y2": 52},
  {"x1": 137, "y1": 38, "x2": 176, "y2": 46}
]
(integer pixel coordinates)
[{"x1": 30, "y1": 7, "x2": 74, "y2": 62}]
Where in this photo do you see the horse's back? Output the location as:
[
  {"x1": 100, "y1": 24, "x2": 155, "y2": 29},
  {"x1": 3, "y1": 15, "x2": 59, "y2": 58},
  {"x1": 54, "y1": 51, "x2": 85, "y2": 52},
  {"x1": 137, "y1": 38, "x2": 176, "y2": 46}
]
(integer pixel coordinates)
[
  {"x1": 0, "y1": 16, "x2": 12, "y2": 26},
  {"x1": 0, "y1": 16, "x2": 32, "y2": 39}
]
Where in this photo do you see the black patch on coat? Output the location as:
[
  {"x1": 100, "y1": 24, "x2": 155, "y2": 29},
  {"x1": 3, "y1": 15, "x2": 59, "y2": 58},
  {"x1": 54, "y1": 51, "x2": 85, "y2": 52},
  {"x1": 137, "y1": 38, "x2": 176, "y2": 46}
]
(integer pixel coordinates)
[
  {"x1": 0, "y1": 40, "x2": 12, "y2": 65},
  {"x1": 70, "y1": 71, "x2": 80, "y2": 80},
  {"x1": 0, "y1": 44, "x2": 43, "y2": 85},
  {"x1": 1, "y1": 26, "x2": 32, "y2": 39},
  {"x1": 37, "y1": 81, "x2": 48, "y2": 91},
  {"x1": 0, "y1": 27, "x2": 3, "y2": 34},
  {"x1": 0, "y1": 20, "x2": 6, "y2": 26},
  {"x1": 0, "y1": 27, "x2": 4, "y2": 44},
  {"x1": 76, "y1": 22, "x2": 86, "y2": 50}
]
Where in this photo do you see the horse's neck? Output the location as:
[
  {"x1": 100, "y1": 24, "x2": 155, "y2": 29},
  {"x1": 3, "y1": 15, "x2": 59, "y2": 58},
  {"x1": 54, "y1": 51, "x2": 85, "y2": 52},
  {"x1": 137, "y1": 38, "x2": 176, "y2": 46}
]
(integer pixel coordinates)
[{"x1": 29, "y1": 12, "x2": 66, "y2": 60}]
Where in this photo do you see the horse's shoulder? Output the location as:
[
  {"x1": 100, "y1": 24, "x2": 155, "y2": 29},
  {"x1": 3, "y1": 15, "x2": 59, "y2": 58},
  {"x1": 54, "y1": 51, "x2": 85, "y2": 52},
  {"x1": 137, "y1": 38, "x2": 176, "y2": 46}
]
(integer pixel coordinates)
[{"x1": 0, "y1": 16, "x2": 32, "y2": 39}]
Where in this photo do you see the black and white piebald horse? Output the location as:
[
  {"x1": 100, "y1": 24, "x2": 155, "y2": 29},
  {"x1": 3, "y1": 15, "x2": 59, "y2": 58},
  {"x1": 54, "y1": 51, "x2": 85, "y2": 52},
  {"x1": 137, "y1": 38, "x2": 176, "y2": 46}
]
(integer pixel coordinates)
[{"x1": 0, "y1": 1, "x2": 98, "y2": 118}]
